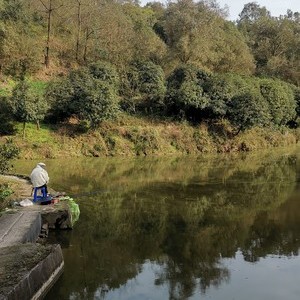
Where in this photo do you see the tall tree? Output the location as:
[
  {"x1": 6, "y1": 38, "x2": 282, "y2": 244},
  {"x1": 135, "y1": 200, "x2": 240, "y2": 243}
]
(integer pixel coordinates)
[
  {"x1": 238, "y1": 2, "x2": 270, "y2": 23},
  {"x1": 238, "y1": 3, "x2": 300, "y2": 85},
  {"x1": 37, "y1": 0, "x2": 63, "y2": 68},
  {"x1": 161, "y1": 0, "x2": 253, "y2": 74}
]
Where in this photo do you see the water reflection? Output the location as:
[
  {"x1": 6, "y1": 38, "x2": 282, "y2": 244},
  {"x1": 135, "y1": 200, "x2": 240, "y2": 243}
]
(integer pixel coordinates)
[{"x1": 15, "y1": 148, "x2": 300, "y2": 299}]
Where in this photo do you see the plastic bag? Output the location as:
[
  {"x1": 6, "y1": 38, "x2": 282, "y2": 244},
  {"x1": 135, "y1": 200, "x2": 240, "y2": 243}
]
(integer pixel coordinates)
[{"x1": 19, "y1": 199, "x2": 33, "y2": 207}]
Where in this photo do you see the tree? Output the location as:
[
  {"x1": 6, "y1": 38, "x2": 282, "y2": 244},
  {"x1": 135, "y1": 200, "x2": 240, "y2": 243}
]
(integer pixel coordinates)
[
  {"x1": 36, "y1": 0, "x2": 64, "y2": 68},
  {"x1": 201, "y1": 74, "x2": 232, "y2": 118},
  {"x1": 259, "y1": 79, "x2": 296, "y2": 126},
  {"x1": 161, "y1": 0, "x2": 253, "y2": 74},
  {"x1": 211, "y1": 21, "x2": 255, "y2": 74},
  {"x1": 122, "y1": 3, "x2": 166, "y2": 63},
  {"x1": 237, "y1": 4, "x2": 300, "y2": 85},
  {"x1": 46, "y1": 62, "x2": 120, "y2": 127},
  {"x1": 10, "y1": 80, "x2": 48, "y2": 138},
  {"x1": 238, "y1": 2, "x2": 270, "y2": 24},
  {"x1": 165, "y1": 65, "x2": 210, "y2": 121},
  {"x1": 121, "y1": 60, "x2": 166, "y2": 113},
  {"x1": 228, "y1": 89, "x2": 271, "y2": 133}
]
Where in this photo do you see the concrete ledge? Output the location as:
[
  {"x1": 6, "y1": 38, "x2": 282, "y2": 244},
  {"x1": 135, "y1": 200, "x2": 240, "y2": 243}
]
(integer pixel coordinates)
[
  {"x1": 0, "y1": 212, "x2": 41, "y2": 248},
  {"x1": 0, "y1": 244, "x2": 64, "y2": 300}
]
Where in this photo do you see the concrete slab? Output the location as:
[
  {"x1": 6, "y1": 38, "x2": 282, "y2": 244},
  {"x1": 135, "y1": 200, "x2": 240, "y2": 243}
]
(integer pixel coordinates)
[{"x1": 0, "y1": 211, "x2": 41, "y2": 248}]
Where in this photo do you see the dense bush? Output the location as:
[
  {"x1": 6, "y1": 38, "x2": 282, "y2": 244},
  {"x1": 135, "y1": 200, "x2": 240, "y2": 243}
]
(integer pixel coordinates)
[
  {"x1": 46, "y1": 62, "x2": 120, "y2": 127},
  {"x1": 0, "y1": 139, "x2": 20, "y2": 174},
  {"x1": 201, "y1": 75, "x2": 232, "y2": 118},
  {"x1": 294, "y1": 87, "x2": 300, "y2": 118},
  {"x1": 121, "y1": 60, "x2": 166, "y2": 114},
  {"x1": 0, "y1": 97, "x2": 15, "y2": 135},
  {"x1": 228, "y1": 89, "x2": 271, "y2": 132},
  {"x1": 88, "y1": 61, "x2": 120, "y2": 87},
  {"x1": 165, "y1": 65, "x2": 210, "y2": 121},
  {"x1": 259, "y1": 79, "x2": 296, "y2": 126},
  {"x1": 165, "y1": 66, "x2": 298, "y2": 132},
  {"x1": 10, "y1": 80, "x2": 48, "y2": 136}
]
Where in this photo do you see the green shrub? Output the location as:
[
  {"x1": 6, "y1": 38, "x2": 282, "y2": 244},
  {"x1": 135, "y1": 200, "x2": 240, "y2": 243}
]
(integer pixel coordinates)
[
  {"x1": 228, "y1": 89, "x2": 271, "y2": 132},
  {"x1": 259, "y1": 79, "x2": 296, "y2": 126},
  {"x1": 10, "y1": 79, "x2": 48, "y2": 136},
  {"x1": 0, "y1": 139, "x2": 20, "y2": 174},
  {"x1": 0, "y1": 183, "x2": 13, "y2": 211},
  {"x1": 0, "y1": 96, "x2": 15, "y2": 135},
  {"x1": 121, "y1": 60, "x2": 166, "y2": 113},
  {"x1": 46, "y1": 62, "x2": 120, "y2": 127},
  {"x1": 88, "y1": 61, "x2": 119, "y2": 88},
  {"x1": 165, "y1": 65, "x2": 209, "y2": 121},
  {"x1": 202, "y1": 75, "x2": 232, "y2": 118}
]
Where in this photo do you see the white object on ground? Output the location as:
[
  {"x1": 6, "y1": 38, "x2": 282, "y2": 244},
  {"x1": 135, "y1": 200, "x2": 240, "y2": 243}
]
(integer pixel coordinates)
[{"x1": 19, "y1": 199, "x2": 33, "y2": 207}]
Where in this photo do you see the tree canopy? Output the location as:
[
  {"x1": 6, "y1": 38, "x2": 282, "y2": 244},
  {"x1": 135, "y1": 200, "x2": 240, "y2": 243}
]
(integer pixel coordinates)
[{"x1": 0, "y1": 0, "x2": 299, "y2": 134}]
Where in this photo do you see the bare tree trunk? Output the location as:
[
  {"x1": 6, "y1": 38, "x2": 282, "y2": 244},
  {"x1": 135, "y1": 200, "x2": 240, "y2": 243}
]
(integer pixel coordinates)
[
  {"x1": 83, "y1": 27, "x2": 93, "y2": 63},
  {"x1": 75, "y1": 1, "x2": 82, "y2": 62},
  {"x1": 36, "y1": 120, "x2": 40, "y2": 130},
  {"x1": 45, "y1": 0, "x2": 52, "y2": 68},
  {"x1": 40, "y1": 0, "x2": 63, "y2": 68}
]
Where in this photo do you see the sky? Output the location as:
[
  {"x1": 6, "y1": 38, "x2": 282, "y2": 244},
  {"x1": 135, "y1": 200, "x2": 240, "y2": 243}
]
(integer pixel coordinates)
[
  {"x1": 141, "y1": 1, "x2": 300, "y2": 21},
  {"x1": 216, "y1": 0, "x2": 300, "y2": 20}
]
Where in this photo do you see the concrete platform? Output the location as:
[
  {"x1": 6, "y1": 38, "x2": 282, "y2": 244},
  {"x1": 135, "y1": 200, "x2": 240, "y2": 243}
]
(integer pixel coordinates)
[
  {"x1": 0, "y1": 243, "x2": 63, "y2": 300},
  {"x1": 0, "y1": 207, "x2": 66, "y2": 299},
  {"x1": 0, "y1": 174, "x2": 78, "y2": 299},
  {"x1": 0, "y1": 211, "x2": 41, "y2": 248}
]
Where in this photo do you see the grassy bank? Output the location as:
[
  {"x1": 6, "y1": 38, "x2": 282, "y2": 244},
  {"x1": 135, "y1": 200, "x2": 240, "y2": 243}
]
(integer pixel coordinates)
[
  {"x1": 0, "y1": 177, "x2": 29, "y2": 211},
  {"x1": 0, "y1": 114, "x2": 298, "y2": 160}
]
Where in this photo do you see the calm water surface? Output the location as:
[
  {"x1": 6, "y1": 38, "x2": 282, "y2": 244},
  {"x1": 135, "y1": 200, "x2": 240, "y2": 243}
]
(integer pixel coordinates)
[{"x1": 15, "y1": 147, "x2": 300, "y2": 300}]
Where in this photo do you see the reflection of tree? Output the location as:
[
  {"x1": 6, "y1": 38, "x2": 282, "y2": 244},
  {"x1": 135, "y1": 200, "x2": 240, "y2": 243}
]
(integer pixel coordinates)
[
  {"x1": 242, "y1": 195, "x2": 300, "y2": 262},
  {"x1": 37, "y1": 149, "x2": 300, "y2": 300}
]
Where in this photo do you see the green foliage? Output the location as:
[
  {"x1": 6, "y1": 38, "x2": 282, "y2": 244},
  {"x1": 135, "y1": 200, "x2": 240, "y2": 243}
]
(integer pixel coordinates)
[
  {"x1": 237, "y1": 4, "x2": 300, "y2": 85},
  {"x1": 259, "y1": 79, "x2": 296, "y2": 126},
  {"x1": 45, "y1": 79, "x2": 74, "y2": 122},
  {"x1": 294, "y1": 87, "x2": 300, "y2": 117},
  {"x1": 121, "y1": 60, "x2": 166, "y2": 113},
  {"x1": 229, "y1": 89, "x2": 271, "y2": 131},
  {"x1": 201, "y1": 75, "x2": 232, "y2": 118},
  {"x1": 0, "y1": 138, "x2": 19, "y2": 174},
  {"x1": 10, "y1": 80, "x2": 48, "y2": 127},
  {"x1": 160, "y1": 0, "x2": 254, "y2": 74},
  {"x1": 0, "y1": 183, "x2": 12, "y2": 201},
  {"x1": 88, "y1": 62, "x2": 120, "y2": 88},
  {"x1": 46, "y1": 62, "x2": 120, "y2": 127},
  {"x1": 0, "y1": 0, "x2": 298, "y2": 143},
  {"x1": 0, "y1": 182, "x2": 13, "y2": 211},
  {"x1": 0, "y1": 0, "x2": 27, "y2": 22},
  {"x1": 0, "y1": 96, "x2": 15, "y2": 135},
  {"x1": 166, "y1": 65, "x2": 235, "y2": 121}
]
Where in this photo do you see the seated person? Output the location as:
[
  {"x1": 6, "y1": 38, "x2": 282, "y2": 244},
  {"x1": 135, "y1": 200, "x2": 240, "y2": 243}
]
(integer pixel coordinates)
[{"x1": 30, "y1": 162, "x2": 49, "y2": 194}]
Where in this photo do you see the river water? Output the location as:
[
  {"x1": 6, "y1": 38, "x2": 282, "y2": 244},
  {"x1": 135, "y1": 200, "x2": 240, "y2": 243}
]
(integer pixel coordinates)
[{"x1": 15, "y1": 147, "x2": 300, "y2": 300}]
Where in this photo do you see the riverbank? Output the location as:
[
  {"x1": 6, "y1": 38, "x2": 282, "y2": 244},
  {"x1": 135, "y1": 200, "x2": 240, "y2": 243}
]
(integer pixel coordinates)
[{"x1": 1, "y1": 116, "x2": 299, "y2": 159}]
